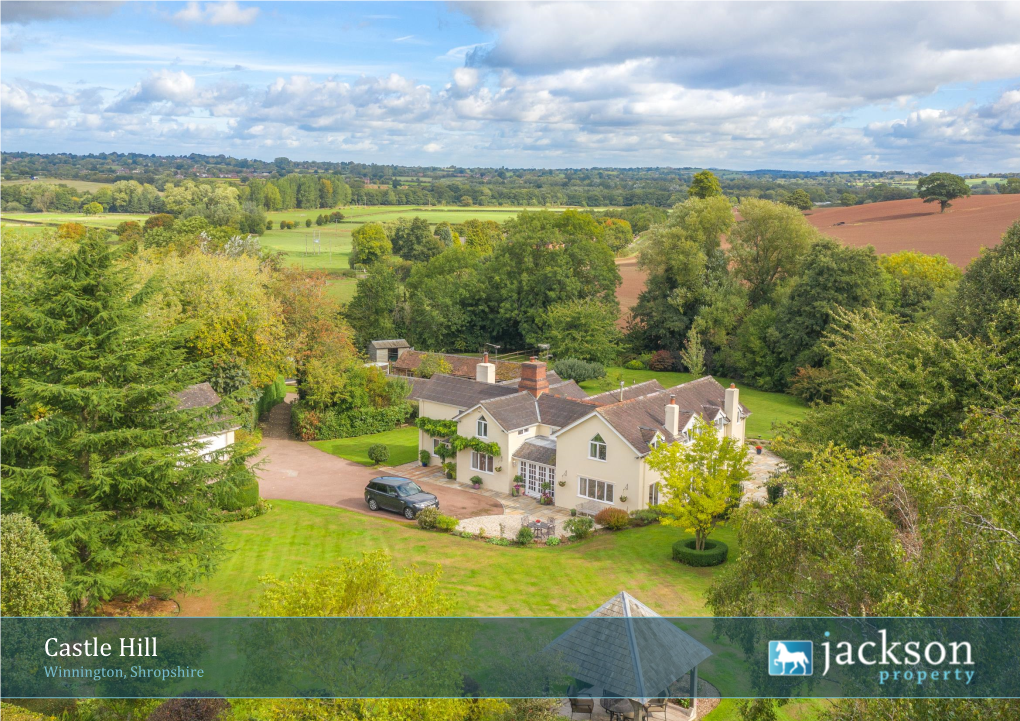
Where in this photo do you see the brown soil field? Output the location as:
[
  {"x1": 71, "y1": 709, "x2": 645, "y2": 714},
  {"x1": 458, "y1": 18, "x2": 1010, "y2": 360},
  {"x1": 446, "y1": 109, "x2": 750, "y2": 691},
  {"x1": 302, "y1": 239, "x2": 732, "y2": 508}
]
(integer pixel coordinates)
[
  {"x1": 805, "y1": 194, "x2": 1020, "y2": 267},
  {"x1": 615, "y1": 256, "x2": 646, "y2": 327}
]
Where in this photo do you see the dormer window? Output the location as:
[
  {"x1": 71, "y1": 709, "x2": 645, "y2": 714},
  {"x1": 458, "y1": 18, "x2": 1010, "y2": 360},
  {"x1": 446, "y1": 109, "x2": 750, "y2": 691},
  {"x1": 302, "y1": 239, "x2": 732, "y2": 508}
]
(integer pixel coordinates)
[
  {"x1": 477, "y1": 416, "x2": 488, "y2": 438},
  {"x1": 589, "y1": 433, "x2": 607, "y2": 461}
]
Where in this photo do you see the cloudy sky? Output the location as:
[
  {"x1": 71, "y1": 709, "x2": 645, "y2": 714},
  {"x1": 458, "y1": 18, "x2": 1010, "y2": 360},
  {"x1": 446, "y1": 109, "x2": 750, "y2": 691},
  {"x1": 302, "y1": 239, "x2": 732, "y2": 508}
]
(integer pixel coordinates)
[{"x1": 2, "y1": 1, "x2": 1019, "y2": 171}]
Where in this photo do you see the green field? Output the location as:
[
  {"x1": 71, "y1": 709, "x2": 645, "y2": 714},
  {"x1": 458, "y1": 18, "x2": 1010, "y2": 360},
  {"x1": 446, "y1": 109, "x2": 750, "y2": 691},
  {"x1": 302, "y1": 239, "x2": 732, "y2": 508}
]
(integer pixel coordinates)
[
  {"x1": 311, "y1": 426, "x2": 419, "y2": 466},
  {"x1": 578, "y1": 367, "x2": 808, "y2": 439},
  {"x1": 3, "y1": 177, "x2": 117, "y2": 193},
  {"x1": 185, "y1": 499, "x2": 734, "y2": 617},
  {"x1": 0, "y1": 212, "x2": 150, "y2": 229}
]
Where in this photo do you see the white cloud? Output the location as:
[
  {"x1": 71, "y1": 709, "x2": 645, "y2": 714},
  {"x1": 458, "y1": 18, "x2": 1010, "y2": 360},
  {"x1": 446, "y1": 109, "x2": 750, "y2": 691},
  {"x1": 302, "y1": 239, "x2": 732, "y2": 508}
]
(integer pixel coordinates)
[{"x1": 173, "y1": 1, "x2": 259, "y2": 27}]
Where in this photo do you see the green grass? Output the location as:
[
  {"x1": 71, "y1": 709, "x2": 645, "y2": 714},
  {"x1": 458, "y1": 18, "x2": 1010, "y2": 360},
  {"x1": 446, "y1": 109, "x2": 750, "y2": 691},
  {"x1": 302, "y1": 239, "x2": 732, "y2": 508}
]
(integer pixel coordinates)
[
  {"x1": 578, "y1": 367, "x2": 808, "y2": 439},
  {"x1": 705, "y1": 699, "x2": 830, "y2": 721},
  {"x1": 4, "y1": 178, "x2": 116, "y2": 193},
  {"x1": 188, "y1": 499, "x2": 733, "y2": 617},
  {"x1": 325, "y1": 277, "x2": 360, "y2": 303},
  {"x1": 0, "y1": 212, "x2": 150, "y2": 229},
  {"x1": 310, "y1": 426, "x2": 419, "y2": 467}
]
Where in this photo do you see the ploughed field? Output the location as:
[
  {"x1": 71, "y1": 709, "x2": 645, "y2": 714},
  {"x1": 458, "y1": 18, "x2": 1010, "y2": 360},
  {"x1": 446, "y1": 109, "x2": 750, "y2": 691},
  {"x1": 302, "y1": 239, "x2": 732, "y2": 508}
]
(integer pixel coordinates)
[{"x1": 805, "y1": 194, "x2": 1020, "y2": 267}]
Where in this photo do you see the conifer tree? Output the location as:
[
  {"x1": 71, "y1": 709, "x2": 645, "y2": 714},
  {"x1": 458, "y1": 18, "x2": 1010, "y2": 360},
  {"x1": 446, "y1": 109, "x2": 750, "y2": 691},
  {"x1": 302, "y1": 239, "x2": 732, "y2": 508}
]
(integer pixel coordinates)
[{"x1": 1, "y1": 229, "x2": 234, "y2": 611}]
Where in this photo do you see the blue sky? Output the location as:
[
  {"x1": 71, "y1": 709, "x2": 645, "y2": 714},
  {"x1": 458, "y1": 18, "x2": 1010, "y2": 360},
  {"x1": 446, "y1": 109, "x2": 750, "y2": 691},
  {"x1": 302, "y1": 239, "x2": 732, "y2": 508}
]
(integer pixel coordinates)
[{"x1": 2, "y1": 1, "x2": 1019, "y2": 171}]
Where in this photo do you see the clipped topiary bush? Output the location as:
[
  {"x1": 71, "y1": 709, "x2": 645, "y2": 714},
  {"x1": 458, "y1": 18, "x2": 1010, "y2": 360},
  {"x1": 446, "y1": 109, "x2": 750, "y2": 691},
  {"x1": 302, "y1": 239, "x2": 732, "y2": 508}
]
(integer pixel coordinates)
[
  {"x1": 553, "y1": 358, "x2": 606, "y2": 383},
  {"x1": 367, "y1": 443, "x2": 390, "y2": 465},
  {"x1": 1, "y1": 513, "x2": 69, "y2": 617},
  {"x1": 672, "y1": 538, "x2": 728, "y2": 567},
  {"x1": 623, "y1": 359, "x2": 644, "y2": 370},
  {"x1": 594, "y1": 507, "x2": 630, "y2": 530},
  {"x1": 416, "y1": 506, "x2": 440, "y2": 530}
]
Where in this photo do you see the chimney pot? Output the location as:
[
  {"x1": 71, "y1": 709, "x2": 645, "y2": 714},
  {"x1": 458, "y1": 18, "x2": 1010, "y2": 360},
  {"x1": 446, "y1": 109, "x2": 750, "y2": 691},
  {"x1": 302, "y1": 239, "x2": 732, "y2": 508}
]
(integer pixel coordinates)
[
  {"x1": 730, "y1": 383, "x2": 736, "y2": 389},
  {"x1": 669, "y1": 394, "x2": 676, "y2": 405},
  {"x1": 483, "y1": 351, "x2": 489, "y2": 363},
  {"x1": 519, "y1": 357, "x2": 549, "y2": 397}
]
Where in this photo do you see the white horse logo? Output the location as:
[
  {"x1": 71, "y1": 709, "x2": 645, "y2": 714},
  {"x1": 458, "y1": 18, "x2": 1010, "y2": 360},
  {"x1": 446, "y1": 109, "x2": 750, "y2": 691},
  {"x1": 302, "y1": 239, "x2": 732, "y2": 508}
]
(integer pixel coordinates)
[{"x1": 772, "y1": 642, "x2": 810, "y2": 675}]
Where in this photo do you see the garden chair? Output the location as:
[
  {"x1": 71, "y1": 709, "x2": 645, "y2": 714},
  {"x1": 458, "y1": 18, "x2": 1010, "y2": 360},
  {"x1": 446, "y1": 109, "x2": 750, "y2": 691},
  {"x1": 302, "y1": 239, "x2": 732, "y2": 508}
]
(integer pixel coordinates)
[
  {"x1": 644, "y1": 698, "x2": 668, "y2": 719},
  {"x1": 566, "y1": 685, "x2": 594, "y2": 720}
]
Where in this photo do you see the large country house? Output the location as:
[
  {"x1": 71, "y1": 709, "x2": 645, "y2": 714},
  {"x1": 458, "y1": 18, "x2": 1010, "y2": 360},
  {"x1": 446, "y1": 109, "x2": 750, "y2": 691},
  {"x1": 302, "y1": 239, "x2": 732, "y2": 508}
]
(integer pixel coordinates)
[{"x1": 407, "y1": 354, "x2": 749, "y2": 514}]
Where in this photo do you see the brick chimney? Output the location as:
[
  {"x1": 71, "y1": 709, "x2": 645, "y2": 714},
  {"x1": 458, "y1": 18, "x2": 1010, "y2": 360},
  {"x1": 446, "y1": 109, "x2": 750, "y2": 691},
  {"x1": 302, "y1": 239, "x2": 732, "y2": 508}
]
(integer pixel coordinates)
[
  {"x1": 518, "y1": 356, "x2": 549, "y2": 398},
  {"x1": 476, "y1": 351, "x2": 496, "y2": 384},
  {"x1": 665, "y1": 394, "x2": 680, "y2": 436}
]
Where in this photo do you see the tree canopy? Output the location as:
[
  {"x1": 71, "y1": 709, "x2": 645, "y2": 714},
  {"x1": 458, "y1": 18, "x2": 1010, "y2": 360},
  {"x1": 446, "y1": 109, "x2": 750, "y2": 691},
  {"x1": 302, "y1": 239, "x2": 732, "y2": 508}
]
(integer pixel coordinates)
[{"x1": 917, "y1": 172, "x2": 970, "y2": 212}]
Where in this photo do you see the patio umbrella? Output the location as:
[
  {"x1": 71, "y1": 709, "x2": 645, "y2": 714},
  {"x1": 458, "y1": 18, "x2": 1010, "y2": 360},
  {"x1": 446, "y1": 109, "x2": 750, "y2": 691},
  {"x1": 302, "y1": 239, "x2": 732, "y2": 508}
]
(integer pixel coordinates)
[{"x1": 546, "y1": 591, "x2": 712, "y2": 705}]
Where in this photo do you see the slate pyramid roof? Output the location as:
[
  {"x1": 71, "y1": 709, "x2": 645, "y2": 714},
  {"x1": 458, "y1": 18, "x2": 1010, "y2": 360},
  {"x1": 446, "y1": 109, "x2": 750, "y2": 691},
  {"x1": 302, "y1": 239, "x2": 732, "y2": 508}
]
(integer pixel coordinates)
[{"x1": 546, "y1": 592, "x2": 712, "y2": 703}]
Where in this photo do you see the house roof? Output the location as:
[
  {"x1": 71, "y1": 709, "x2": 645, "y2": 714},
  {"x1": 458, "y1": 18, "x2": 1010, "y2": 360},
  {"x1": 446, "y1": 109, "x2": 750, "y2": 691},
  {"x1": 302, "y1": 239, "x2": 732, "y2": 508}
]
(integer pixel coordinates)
[
  {"x1": 174, "y1": 382, "x2": 222, "y2": 410},
  {"x1": 545, "y1": 592, "x2": 713, "y2": 703},
  {"x1": 512, "y1": 436, "x2": 557, "y2": 466},
  {"x1": 473, "y1": 389, "x2": 594, "y2": 432},
  {"x1": 408, "y1": 374, "x2": 519, "y2": 409},
  {"x1": 586, "y1": 380, "x2": 666, "y2": 406},
  {"x1": 499, "y1": 370, "x2": 564, "y2": 388},
  {"x1": 392, "y1": 350, "x2": 521, "y2": 382},
  {"x1": 546, "y1": 379, "x2": 589, "y2": 400},
  {"x1": 368, "y1": 339, "x2": 410, "y2": 350},
  {"x1": 593, "y1": 376, "x2": 750, "y2": 455}
]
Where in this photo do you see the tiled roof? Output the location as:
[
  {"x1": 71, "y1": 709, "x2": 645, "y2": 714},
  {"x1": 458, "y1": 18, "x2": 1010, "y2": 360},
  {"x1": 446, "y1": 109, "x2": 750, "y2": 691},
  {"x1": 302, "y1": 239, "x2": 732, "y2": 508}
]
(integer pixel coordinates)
[
  {"x1": 174, "y1": 382, "x2": 222, "y2": 410},
  {"x1": 586, "y1": 379, "x2": 666, "y2": 406},
  {"x1": 407, "y1": 374, "x2": 519, "y2": 409},
  {"x1": 536, "y1": 393, "x2": 594, "y2": 429},
  {"x1": 368, "y1": 339, "x2": 410, "y2": 350},
  {"x1": 474, "y1": 390, "x2": 594, "y2": 432},
  {"x1": 547, "y1": 379, "x2": 589, "y2": 400},
  {"x1": 594, "y1": 376, "x2": 749, "y2": 455},
  {"x1": 392, "y1": 350, "x2": 521, "y2": 381},
  {"x1": 512, "y1": 436, "x2": 557, "y2": 466},
  {"x1": 546, "y1": 592, "x2": 713, "y2": 703},
  {"x1": 499, "y1": 370, "x2": 564, "y2": 388}
]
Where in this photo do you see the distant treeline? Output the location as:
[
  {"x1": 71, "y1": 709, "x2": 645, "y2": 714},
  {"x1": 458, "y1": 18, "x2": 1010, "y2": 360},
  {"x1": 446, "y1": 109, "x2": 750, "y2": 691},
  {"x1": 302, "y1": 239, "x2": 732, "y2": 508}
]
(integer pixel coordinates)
[{"x1": 4, "y1": 151, "x2": 1018, "y2": 211}]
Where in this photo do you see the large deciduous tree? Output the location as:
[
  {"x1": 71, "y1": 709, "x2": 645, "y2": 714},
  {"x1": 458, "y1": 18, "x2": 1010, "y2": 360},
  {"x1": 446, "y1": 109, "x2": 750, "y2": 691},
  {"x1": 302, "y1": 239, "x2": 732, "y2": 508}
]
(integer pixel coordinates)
[
  {"x1": 346, "y1": 263, "x2": 400, "y2": 350},
  {"x1": 349, "y1": 222, "x2": 392, "y2": 268},
  {"x1": 647, "y1": 417, "x2": 750, "y2": 550},
  {"x1": 0, "y1": 230, "x2": 229, "y2": 610},
  {"x1": 537, "y1": 298, "x2": 622, "y2": 365},
  {"x1": 917, "y1": 172, "x2": 970, "y2": 212},
  {"x1": 729, "y1": 198, "x2": 817, "y2": 307},
  {"x1": 688, "y1": 170, "x2": 723, "y2": 199}
]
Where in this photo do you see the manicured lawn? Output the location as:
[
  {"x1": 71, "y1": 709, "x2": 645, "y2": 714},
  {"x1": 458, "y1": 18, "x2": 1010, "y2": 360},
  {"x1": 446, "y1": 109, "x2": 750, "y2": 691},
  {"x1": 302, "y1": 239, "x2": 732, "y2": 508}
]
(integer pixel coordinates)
[
  {"x1": 705, "y1": 699, "x2": 830, "y2": 721},
  {"x1": 185, "y1": 499, "x2": 734, "y2": 617},
  {"x1": 578, "y1": 367, "x2": 808, "y2": 439},
  {"x1": 310, "y1": 426, "x2": 419, "y2": 467}
]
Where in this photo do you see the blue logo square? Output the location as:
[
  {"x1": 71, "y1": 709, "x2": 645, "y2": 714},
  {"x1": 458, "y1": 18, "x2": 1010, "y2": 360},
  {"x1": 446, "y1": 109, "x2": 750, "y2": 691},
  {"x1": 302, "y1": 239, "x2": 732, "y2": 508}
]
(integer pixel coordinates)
[{"x1": 768, "y1": 640, "x2": 813, "y2": 676}]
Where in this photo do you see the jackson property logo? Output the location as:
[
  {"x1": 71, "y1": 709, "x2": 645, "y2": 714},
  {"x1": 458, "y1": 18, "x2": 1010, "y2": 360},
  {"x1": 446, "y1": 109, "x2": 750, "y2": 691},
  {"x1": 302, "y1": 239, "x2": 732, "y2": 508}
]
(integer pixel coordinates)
[{"x1": 769, "y1": 641, "x2": 813, "y2": 676}]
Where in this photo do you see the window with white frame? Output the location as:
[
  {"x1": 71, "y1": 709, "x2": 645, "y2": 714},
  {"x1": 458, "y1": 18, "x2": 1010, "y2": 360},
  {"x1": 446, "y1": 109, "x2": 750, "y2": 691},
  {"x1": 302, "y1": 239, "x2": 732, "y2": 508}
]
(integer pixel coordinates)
[
  {"x1": 477, "y1": 416, "x2": 488, "y2": 438},
  {"x1": 579, "y1": 476, "x2": 614, "y2": 503},
  {"x1": 432, "y1": 438, "x2": 449, "y2": 456},
  {"x1": 471, "y1": 451, "x2": 494, "y2": 473},
  {"x1": 589, "y1": 433, "x2": 607, "y2": 461}
]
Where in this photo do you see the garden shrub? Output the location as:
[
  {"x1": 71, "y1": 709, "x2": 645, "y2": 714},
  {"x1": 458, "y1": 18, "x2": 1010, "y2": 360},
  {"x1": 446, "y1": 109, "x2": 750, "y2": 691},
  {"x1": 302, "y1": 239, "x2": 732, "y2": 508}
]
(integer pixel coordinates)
[
  {"x1": 648, "y1": 350, "x2": 677, "y2": 371},
  {"x1": 147, "y1": 696, "x2": 229, "y2": 721},
  {"x1": 419, "y1": 450, "x2": 430, "y2": 466},
  {"x1": 435, "y1": 514, "x2": 459, "y2": 532},
  {"x1": 594, "y1": 507, "x2": 630, "y2": 530},
  {"x1": 211, "y1": 476, "x2": 260, "y2": 512},
  {"x1": 255, "y1": 375, "x2": 288, "y2": 419},
  {"x1": 0, "y1": 513, "x2": 69, "y2": 617},
  {"x1": 416, "y1": 506, "x2": 440, "y2": 530},
  {"x1": 545, "y1": 537, "x2": 561, "y2": 546},
  {"x1": 623, "y1": 359, "x2": 644, "y2": 370},
  {"x1": 629, "y1": 509, "x2": 662, "y2": 526},
  {"x1": 367, "y1": 444, "x2": 390, "y2": 465},
  {"x1": 553, "y1": 358, "x2": 606, "y2": 383},
  {"x1": 766, "y1": 481, "x2": 785, "y2": 505},
  {"x1": 516, "y1": 525, "x2": 534, "y2": 546},
  {"x1": 672, "y1": 538, "x2": 729, "y2": 567},
  {"x1": 564, "y1": 516, "x2": 595, "y2": 540},
  {"x1": 215, "y1": 499, "x2": 271, "y2": 523},
  {"x1": 487, "y1": 537, "x2": 512, "y2": 547}
]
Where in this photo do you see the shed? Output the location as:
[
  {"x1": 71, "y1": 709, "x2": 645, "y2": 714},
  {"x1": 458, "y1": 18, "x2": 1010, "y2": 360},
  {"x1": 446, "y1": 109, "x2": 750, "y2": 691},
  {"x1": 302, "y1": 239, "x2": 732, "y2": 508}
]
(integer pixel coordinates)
[{"x1": 367, "y1": 339, "x2": 411, "y2": 364}]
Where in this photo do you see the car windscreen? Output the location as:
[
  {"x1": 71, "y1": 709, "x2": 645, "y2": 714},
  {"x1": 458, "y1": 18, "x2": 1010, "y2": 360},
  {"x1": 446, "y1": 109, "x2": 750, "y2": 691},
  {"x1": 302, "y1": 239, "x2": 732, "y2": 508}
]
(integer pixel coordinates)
[{"x1": 396, "y1": 482, "x2": 423, "y2": 497}]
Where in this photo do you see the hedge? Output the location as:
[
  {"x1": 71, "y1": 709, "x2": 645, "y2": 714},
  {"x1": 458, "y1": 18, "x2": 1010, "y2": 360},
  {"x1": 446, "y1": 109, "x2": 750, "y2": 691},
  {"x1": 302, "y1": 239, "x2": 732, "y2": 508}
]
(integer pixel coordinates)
[
  {"x1": 672, "y1": 538, "x2": 728, "y2": 567},
  {"x1": 255, "y1": 375, "x2": 288, "y2": 419},
  {"x1": 553, "y1": 358, "x2": 606, "y2": 383},
  {"x1": 292, "y1": 400, "x2": 414, "y2": 441},
  {"x1": 212, "y1": 476, "x2": 260, "y2": 512}
]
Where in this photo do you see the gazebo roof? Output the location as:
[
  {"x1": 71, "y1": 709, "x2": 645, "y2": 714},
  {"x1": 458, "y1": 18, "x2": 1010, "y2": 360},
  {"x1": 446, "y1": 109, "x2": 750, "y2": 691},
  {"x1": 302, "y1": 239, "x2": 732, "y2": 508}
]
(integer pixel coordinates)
[{"x1": 546, "y1": 592, "x2": 712, "y2": 703}]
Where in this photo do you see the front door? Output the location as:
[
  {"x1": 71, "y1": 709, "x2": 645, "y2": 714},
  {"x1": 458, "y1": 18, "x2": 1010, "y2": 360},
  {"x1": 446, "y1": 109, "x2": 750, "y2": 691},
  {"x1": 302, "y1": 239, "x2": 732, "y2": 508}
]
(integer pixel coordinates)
[{"x1": 520, "y1": 461, "x2": 554, "y2": 500}]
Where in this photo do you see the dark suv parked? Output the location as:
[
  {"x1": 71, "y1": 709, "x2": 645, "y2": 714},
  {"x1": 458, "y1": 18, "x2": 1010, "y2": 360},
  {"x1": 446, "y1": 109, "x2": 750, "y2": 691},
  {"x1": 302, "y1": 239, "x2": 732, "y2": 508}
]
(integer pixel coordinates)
[{"x1": 365, "y1": 476, "x2": 439, "y2": 519}]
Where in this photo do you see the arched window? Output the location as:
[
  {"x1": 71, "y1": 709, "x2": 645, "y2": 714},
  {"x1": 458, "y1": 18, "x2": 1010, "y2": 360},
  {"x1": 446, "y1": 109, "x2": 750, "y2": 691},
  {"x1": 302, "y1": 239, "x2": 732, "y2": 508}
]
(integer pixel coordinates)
[
  {"x1": 477, "y1": 416, "x2": 488, "y2": 438},
  {"x1": 589, "y1": 433, "x2": 607, "y2": 461}
]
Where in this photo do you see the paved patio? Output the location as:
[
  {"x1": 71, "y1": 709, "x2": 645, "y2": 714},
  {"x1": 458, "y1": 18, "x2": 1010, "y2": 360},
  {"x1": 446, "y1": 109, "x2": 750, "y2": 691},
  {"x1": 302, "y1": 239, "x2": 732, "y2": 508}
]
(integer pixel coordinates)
[{"x1": 741, "y1": 446, "x2": 786, "y2": 506}]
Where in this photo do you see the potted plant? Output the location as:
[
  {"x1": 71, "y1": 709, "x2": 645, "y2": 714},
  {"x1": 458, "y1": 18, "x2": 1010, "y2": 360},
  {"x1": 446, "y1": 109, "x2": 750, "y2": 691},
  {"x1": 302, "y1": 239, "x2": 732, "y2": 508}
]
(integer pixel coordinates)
[
  {"x1": 511, "y1": 484, "x2": 521, "y2": 497},
  {"x1": 419, "y1": 450, "x2": 430, "y2": 467},
  {"x1": 471, "y1": 475, "x2": 483, "y2": 490},
  {"x1": 755, "y1": 444, "x2": 763, "y2": 455},
  {"x1": 619, "y1": 495, "x2": 628, "y2": 503},
  {"x1": 557, "y1": 480, "x2": 566, "y2": 487},
  {"x1": 570, "y1": 508, "x2": 577, "y2": 517},
  {"x1": 495, "y1": 466, "x2": 502, "y2": 473}
]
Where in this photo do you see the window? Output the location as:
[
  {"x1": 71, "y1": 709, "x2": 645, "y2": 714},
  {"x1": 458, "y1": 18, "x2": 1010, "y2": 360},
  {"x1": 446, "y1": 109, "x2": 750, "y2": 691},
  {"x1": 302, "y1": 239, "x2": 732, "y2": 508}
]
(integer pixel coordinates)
[
  {"x1": 471, "y1": 451, "x2": 494, "y2": 473},
  {"x1": 477, "y1": 416, "x2": 488, "y2": 438},
  {"x1": 579, "y1": 476, "x2": 614, "y2": 503},
  {"x1": 649, "y1": 483, "x2": 660, "y2": 507},
  {"x1": 387, "y1": 348, "x2": 399, "y2": 362},
  {"x1": 432, "y1": 438, "x2": 449, "y2": 456},
  {"x1": 518, "y1": 428, "x2": 527, "y2": 436},
  {"x1": 589, "y1": 434, "x2": 607, "y2": 461}
]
